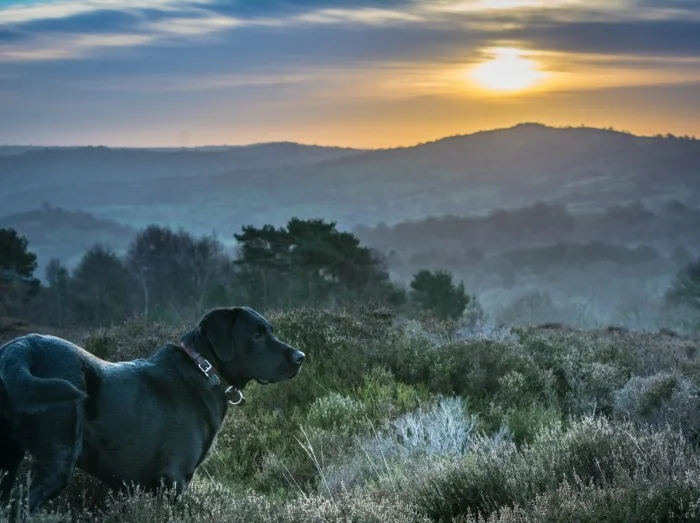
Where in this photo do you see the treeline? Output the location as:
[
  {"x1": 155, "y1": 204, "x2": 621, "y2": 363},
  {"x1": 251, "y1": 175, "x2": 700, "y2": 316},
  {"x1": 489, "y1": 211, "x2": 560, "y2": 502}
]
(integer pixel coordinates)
[
  {"x1": 355, "y1": 200, "x2": 700, "y2": 255},
  {"x1": 0, "y1": 220, "x2": 478, "y2": 329},
  {"x1": 407, "y1": 242, "x2": 694, "y2": 285}
]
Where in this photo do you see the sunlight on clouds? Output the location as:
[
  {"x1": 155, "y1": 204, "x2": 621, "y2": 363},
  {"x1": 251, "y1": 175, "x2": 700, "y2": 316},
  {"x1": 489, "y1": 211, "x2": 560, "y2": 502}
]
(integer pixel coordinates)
[
  {"x1": 469, "y1": 47, "x2": 547, "y2": 92},
  {"x1": 0, "y1": 0, "x2": 201, "y2": 24},
  {"x1": 292, "y1": 7, "x2": 422, "y2": 26},
  {"x1": 344, "y1": 46, "x2": 700, "y2": 104},
  {"x1": 0, "y1": 33, "x2": 155, "y2": 62},
  {"x1": 0, "y1": 1, "x2": 87, "y2": 24},
  {"x1": 148, "y1": 15, "x2": 244, "y2": 36},
  {"x1": 424, "y1": 0, "x2": 584, "y2": 13},
  {"x1": 418, "y1": 0, "x2": 632, "y2": 17},
  {"x1": 72, "y1": 73, "x2": 311, "y2": 92}
]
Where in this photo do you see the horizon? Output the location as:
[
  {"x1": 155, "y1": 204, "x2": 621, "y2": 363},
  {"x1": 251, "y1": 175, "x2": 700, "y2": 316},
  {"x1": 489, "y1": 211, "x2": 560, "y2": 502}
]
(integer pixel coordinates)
[
  {"x1": 2, "y1": 0, "x2": 700, "y2": 148},
  {"x1": 1, "y1": 121, "x2": 697, "y2": 150}
]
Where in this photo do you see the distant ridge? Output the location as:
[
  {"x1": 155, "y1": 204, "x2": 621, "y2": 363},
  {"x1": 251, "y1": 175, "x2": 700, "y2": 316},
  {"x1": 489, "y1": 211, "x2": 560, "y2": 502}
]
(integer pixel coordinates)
[
  {"x1": 1, "y1": 123, "x2": 695, "y2": 153},
  {"x1": 1, "y1": 122, "x2": 698, "y2": 232}
]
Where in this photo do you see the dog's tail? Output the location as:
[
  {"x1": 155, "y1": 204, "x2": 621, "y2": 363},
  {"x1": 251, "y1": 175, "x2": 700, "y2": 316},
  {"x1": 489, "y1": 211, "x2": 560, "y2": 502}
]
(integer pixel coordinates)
[{"x1": 0, "y1": 338, "x2": 86, "y2": 415}]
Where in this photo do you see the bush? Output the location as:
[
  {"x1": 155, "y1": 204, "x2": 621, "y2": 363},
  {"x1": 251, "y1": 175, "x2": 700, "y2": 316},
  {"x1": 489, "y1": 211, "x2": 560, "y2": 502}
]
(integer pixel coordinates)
[
  {"x1": 613, "y1": 372, "x2": 700, "y2": 438},
  {"x1": 81, "y1": 314, "x2": 181, "y2": 361},
  {"x1": 387, "y1": 338, "x2": 547, "y2": 413},
  {"x1": 389, "y1": 397, "x2": 482, "y2": 457},
  {"x1": 307, "y1": 393, "x2": 367, "y2": 433},
  {"x1": 320, "y1": 397, "x2": 508, "y2": 495},
  {"x1": 469, "y1": 476, "x2": 700, "y2": 522},
  {"x1": 500, "y1": 404, "x2": 562, "y2": 446},
  {"x1": 400, "y1": 416, "x2": 698, "y2": 522}
]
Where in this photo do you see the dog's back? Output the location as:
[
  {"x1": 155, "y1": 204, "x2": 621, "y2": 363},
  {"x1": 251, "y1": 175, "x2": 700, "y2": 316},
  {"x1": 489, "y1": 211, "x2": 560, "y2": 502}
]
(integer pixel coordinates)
[{"x1": 0, "y1": 335, "x2": 88, "y2": 415}]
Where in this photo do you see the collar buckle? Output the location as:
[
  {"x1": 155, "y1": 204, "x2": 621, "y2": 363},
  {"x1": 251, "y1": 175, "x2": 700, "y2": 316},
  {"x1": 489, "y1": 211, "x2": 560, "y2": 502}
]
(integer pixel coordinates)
[
  {"x1": 198, "y1": 359, "x2": 213, "y2": 375},
  {"x1": 180, "y1": 342, "x2": 244, "y2": 406},
  {"x1": 225, "y1": 386, "x2": 245, "y2": 406}
]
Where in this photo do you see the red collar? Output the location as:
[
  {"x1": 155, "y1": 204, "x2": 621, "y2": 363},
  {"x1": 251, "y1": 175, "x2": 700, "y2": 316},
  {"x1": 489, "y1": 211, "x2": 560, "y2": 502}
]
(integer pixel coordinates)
[{"x1": 179, "y1": 342, "x2": 245, "y2": 406}]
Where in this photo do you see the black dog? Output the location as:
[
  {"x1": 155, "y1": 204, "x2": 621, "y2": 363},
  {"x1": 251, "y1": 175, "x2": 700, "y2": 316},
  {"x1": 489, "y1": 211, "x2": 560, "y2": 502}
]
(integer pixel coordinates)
[{"x1": 0, "y1": 306, "x2": 304, "y2": 512}]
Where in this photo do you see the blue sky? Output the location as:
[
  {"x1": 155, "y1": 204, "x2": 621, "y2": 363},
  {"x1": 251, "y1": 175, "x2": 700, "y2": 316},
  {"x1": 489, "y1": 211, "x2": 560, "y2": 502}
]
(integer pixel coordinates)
[{"x1": 1, "y1": 0, "x2": 699, "y2": 147}]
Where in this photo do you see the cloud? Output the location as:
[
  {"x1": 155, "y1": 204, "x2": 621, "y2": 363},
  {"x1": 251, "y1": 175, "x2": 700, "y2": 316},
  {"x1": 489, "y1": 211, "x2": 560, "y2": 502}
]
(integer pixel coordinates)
[
  {"x1": 2, "y1": 0, "x2": 700, "y2": 146},
  {"x1": 70, "y1": 72, "x2": 312, "y2": 92},
  {"x1": 0, "y1": 32, "x2": 156, "y2": 62},
  {"x1": 1, "y1": 0, "x2": 699, "y2": 63},
  {"x1": 513, "y1": 19, "x2": 700, "y2": 56}
]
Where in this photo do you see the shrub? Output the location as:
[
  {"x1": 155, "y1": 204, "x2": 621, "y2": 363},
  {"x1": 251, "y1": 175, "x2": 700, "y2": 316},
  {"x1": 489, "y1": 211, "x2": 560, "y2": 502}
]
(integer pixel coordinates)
[
  {"x1": 81, "y1": 314, "x2": 181, "y2": 361},
  {"x1": 613, "y1": 372, "x2": 700, "y2": 438},
  {"x1": 354, "y1": 367, "x2": 429, "y2": 424},
  {"x1": 389, "y1": 397, "x2": 481, "y2": 457},
  {"x1": 469, "y1": 475, "x2": 700, "y2": 522},
  {"x1": 400, "y1": 416, "x2": 698, "y2": 522},
  {"x1": 7, "y1": 474, "x2": 428, "y2": 522},
  {"x1": 307, "y1": 393, "x2": 367, "y2": 433},
  {"x1": 500, "y1": 404, "x2": 563, "y2": 446},
  {"x1": 322, "y1": 397, "x2": 510, "y2": 494}
]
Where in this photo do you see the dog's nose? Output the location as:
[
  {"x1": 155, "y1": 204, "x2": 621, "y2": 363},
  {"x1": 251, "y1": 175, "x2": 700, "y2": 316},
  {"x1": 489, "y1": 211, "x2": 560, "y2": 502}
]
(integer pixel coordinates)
[{"x1": 292, "y1": 350, "x2": 305, "y2": 365}]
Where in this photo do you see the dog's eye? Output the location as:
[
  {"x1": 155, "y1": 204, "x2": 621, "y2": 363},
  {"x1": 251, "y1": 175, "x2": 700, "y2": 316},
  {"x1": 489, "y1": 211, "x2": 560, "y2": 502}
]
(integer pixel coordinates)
[{"x1": 253, "y1": 329, "x2": 264, "y2": 340}]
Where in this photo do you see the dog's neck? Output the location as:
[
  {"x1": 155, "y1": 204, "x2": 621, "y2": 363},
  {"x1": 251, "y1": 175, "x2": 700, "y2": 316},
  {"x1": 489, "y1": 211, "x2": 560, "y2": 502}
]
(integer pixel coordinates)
[
  {"x1": 180, "y1": 329, "x2": 217, "y2": 365},
  {"x1": 178, "y1": 330, "x2": 247, "y2": 406}
]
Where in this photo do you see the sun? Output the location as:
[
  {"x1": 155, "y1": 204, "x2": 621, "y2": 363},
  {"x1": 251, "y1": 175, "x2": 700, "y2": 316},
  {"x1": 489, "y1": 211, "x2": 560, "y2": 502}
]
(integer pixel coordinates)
[{"x1": 470, "y1": 47, "x2": 546, "y2": 92}]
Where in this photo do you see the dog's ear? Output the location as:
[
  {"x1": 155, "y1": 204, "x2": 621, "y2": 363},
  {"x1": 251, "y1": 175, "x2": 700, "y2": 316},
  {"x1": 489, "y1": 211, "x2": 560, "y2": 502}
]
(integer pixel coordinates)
[{"x1": 198, "y1": 307, "x2": 240, "y2": 362}]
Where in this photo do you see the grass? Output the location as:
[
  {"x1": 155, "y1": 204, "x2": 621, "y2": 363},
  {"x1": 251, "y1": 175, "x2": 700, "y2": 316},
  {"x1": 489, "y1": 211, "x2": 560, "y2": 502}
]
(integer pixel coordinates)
[{"x1": 1, "y1": 307, "x2": 700, "y2": 522}]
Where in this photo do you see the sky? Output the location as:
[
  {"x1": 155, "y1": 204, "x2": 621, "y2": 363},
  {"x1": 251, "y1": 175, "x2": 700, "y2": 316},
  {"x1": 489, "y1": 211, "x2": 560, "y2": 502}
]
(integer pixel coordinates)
[{"x1": 1, "y1": 0, "x2": 699, "y2": 148}]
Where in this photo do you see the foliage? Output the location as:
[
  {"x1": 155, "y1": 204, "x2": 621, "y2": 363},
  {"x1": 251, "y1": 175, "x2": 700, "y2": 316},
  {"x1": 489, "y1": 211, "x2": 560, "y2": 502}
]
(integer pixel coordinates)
[
  {"x1": 0, "y1": 227, "x2": 40, "y2": 318},
  {"x1": 126, "y1": 225, "x2": 233, "y2": 323},
  {"x1": 399, "y1": 417, "x2": 699, "y2": 522},
  {"x1": 234, "y1": 218, "x2": 404, "y2": 311},
  {"x1": 69, "y1": 244, "x2": 137, "y2": 327},
  {"x1": 4, "y1": 309, "x2": 700, "y2": 522},
  {"x1": 0, "y1": 227, "x2": 38, "y2": 278},
  {"x1": 409, "y1": 269, "x2": 472, "y2": 321},
  {"x1": 613, "y1": 372, "x2": 700, "y2": 439}
]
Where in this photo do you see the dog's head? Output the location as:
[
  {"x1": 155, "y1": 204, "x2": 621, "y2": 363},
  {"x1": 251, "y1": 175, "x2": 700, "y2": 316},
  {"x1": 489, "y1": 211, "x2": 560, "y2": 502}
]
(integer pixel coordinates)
[{"x1": 196, "y1": 306, "x2": 305, "y2": 387}]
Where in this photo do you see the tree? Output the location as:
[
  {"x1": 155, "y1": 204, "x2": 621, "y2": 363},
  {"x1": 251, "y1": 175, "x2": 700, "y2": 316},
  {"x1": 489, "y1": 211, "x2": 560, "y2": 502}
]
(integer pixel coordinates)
[
  {"x1": 179, "y1": 233, "x2": 231, "y2": 314},
  {"x1": 70, "y1": 244, "x2": 136, "y2": 326},
  {"x1": 0, "y1": 228, "x2": 37, "y2": 278},
  {"x1": 127, "y1": 225, "x2": 185, "y2": 318},
  {"x1": 126, "y1": 225, "x2": 231, "y2": 321},
  {"x1": 234, "y1": 224, "x2": 291, "y2": 310},
  {"x1": 234, "y1": 218, "x2": 403, "y2": 310},
  {"x1": 45, "y1": 258, "x2": 70, "y2": 326},
  {"x1": 0, "y1": 228, "x2": 39, "y2": 317},
  {"x1": 667, "y1": 257, "x2": 700, "y2": 313},
  {"x1": 409, "y1": 269, "x2": 471, "y2": 321}
]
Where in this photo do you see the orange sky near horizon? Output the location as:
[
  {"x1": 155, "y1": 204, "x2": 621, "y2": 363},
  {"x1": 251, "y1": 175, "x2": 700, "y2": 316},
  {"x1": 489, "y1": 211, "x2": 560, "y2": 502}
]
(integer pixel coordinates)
[{"x1": 1, "y1": 0, "x2": 699, "y2": 148}]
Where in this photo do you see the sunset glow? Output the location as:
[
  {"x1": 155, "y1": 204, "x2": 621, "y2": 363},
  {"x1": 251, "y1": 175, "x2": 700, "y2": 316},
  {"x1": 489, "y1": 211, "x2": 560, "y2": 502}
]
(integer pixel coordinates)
[
  {"x1": 470, "y1": 48, "x2": 547, "y2": 93},
  {"x1": 0, "y1": 0, "x2": 699, "y2": 147}
]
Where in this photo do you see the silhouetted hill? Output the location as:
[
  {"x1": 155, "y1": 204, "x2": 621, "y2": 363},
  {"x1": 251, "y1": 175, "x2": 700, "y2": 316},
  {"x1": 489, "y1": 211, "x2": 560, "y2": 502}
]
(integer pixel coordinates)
[
  {"x1": 0, "y1": 142, "x2": 362, "y2": 189},
  {"x1": 0, "y1": 123, "x2": 698, "y2": 232}
]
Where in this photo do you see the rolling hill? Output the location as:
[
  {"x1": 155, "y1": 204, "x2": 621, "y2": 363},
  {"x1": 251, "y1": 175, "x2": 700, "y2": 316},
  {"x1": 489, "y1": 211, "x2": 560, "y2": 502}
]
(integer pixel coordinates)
[{"x1": 1, "y1": 123, "x2": 698, "y2": 236}]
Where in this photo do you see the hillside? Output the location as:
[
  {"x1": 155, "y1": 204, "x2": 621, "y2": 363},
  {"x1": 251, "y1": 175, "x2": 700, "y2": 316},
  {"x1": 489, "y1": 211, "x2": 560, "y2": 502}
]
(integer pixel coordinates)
[
  {"x1": 0, "y1": 142, "x2": 361, "y2": 189},
  {"x1": 1, "y1": 123, "x2": 698, "y2": 234},
  {"x1": 0, "y1": 207, "x2": 136, "y2": 275}
]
